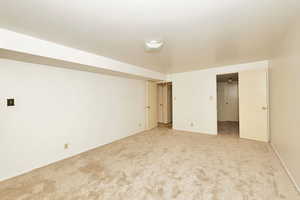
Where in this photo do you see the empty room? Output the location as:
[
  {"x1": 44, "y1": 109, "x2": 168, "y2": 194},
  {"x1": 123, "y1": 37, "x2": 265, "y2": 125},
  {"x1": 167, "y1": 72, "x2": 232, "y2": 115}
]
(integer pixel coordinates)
[{"x1": 0, "y1": 1, "x2": 300, "y2": 200}]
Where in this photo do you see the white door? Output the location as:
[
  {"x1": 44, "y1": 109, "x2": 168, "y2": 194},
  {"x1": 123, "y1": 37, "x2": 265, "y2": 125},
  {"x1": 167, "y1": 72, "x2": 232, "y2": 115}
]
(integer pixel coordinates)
[
  {"x1": 146, "y1": 81, "x2": 157, "y2": 130},
  {"x1": 217, "y1": 82, "x2": 239, "y2": 122},
  {"x1": 167, "y1": 84, "x2": 173, "y2": 123},
  {"x1": 226, "y1": 82, "x2": 239, "y2": 121},
  {"x1": 217, "y1": 82, "x2": 226, "y2": 121},
  {"x1": 157, "y1": 84, "x2": 164, "y2": 123},
  {"x1": 239, "y1": 69, "x2": 268, "y2": 142},
  {"x1": 162, "y1": 84, "x2": 168, "y2": 123}
]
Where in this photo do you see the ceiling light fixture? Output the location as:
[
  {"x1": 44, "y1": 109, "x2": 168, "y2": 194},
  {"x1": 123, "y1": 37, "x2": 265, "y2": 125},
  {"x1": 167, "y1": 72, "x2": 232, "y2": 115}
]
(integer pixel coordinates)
[{"x1": 145, "y1": 40, "x2": 164, "y2": 52}]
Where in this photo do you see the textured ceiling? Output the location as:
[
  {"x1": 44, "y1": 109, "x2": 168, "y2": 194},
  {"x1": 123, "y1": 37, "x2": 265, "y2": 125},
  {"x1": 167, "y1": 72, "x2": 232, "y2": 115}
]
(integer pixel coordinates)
[{"x1": 0, "y1": 0, "x2": 299, "y2": 73}]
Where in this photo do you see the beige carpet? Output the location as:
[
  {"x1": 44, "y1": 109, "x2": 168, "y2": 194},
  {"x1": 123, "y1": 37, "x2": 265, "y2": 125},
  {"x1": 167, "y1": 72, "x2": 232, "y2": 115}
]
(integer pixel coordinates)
[{"x1": 0, "y1": 128, "x2": 299, "y2": 200}]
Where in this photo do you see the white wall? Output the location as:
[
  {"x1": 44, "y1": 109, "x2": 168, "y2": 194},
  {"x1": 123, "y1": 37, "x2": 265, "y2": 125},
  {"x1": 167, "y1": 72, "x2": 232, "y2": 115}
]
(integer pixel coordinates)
[
  {"x1": 269, "y1": 18, "x2": 300, "y2": 191},
  {"x1": 0, "y1": 59, "x2": 146, "y2": 181},
  {"x1": 169, "y1": 61, "x2": 268, "y2": 135}
]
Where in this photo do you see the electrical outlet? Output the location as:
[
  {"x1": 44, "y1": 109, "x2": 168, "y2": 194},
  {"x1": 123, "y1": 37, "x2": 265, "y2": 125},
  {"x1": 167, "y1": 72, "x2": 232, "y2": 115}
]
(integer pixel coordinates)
[
  {"x1": 64, "y1": 143, "x2": 69, "y2": 149},
  {"x1": 190, "y1": 122, "x2": 194, "y2": 127},
  {"x1": 138, "y1": 123, "x2": 142, "y2": 127}
]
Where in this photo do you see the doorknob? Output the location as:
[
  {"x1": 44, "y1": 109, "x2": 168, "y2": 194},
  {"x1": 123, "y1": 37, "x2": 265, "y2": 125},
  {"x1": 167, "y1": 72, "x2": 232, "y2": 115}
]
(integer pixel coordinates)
[
  {"x1": 262, "y1": 106, "x2": 268, "y2": 110},
  {"x1": 146, "y1": 106, "x2": 150, "y2": 109}
]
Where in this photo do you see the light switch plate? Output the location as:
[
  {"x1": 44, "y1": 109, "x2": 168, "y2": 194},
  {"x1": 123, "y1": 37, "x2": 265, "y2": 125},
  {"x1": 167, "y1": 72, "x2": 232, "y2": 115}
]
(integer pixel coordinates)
[
  {"x1": 7, "y1": 99, "x2": 15, "y2": 106},
  {"x1": 64, "y1": 143, "x2": 69, "y2": 149}
]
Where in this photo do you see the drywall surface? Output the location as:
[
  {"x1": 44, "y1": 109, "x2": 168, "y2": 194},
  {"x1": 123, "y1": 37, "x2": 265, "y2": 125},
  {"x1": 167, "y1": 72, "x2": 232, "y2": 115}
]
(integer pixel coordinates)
[
  {"x1": 269, "y1": 19, "x2": 300, "y2": 190},
  {"x1": 169, "y1": 61, "x2": 268, "y2": 134},
  {"x1": 0, "y1": 59, "x2": 146, "y2": 181},
  {"x1": 0, "y1": 29, "x2": 166, "y2": 80}
]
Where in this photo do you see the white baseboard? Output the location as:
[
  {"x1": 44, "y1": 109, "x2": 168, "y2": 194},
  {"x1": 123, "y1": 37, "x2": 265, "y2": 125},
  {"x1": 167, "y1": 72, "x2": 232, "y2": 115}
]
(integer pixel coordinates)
[
  {"x1": 270, "y1": 143, "x2": 300, "y2": 194},
  {"x1": 173, "y1": 128, "x2": 217, "y2": 136}
]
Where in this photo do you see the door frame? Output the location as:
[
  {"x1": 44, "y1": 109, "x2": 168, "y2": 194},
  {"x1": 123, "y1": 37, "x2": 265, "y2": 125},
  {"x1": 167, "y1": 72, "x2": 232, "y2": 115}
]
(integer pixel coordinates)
[
  {"x1": 147, "y1": 81, "x2": 173, "y2": 129},
  {"x1": 216, "y1": 73, "x2": 240, "y2": 135},
  {"x1": 215, "y1": 69, "x2": 269, "y2": 142}
]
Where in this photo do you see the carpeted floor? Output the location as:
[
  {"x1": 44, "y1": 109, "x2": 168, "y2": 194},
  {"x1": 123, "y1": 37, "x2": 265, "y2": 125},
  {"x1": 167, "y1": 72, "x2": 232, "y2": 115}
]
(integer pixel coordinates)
[{"x1": 0, "y1": 128, "x2": 299, "y2": 200}]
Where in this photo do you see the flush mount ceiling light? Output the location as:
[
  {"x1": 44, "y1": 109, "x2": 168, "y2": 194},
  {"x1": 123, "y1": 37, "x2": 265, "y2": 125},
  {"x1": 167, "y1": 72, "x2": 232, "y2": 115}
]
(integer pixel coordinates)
[{"x1": 145, "y1": 40, "x2": 164, "y2": 52}]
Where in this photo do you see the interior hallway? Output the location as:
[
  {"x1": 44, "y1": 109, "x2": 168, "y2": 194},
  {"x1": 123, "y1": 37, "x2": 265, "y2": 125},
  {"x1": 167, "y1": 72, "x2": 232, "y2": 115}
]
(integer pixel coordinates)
[
  {"x1": 218, "y1": 121, "x2": 239, "y2": 137},
  {"x1": 0, "y1": 128, "x2": 298, "y2": 200},
  {"x1": 158, "y1": 122, "x2": 173, "y2": 129}
]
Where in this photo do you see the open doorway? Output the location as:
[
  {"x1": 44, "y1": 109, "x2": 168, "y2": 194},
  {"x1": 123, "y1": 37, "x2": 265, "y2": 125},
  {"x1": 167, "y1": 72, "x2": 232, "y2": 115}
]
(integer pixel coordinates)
[
  {"x1": 217, "y1": 73, "x2": 239, "y2": 137},
  {"x1": 157, "y1": 82, "x2": 173, "y2": 129}
]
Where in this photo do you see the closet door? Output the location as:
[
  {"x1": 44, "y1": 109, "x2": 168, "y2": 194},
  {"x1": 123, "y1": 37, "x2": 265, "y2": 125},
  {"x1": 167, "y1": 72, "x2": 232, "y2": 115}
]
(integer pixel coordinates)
[{"x1": 157, "y1": 84, "x2": 164, "y2": 123}]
